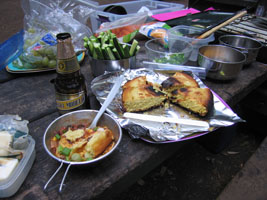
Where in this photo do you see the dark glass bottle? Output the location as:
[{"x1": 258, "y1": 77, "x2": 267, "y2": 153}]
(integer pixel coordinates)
[{"x1": 54, "y1": 33, "x2": 89, "y2": 115}]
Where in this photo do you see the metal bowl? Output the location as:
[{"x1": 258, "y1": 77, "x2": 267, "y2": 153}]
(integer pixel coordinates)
[
  {"x1": 198, "y1": 45, "x2": 246, "y2": 81},
  {"x1": 89, "y1": 55, "x2": 136, "y2": 77},
  {"x1": 43, "y1": 110, "x2": 122, "y2": 165},
  {"x1": 219, "y1": 34, "x2": 262, "y2": 66}
]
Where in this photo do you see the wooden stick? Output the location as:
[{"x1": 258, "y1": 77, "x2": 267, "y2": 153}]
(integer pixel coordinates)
[{"x1": 197, "y1": 10, "x2": 247, "y2": 39}]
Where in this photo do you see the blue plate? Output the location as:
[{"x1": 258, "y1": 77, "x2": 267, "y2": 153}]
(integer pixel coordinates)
[{"x1": 6, "y1": 52, "x2": 85, "y2": 73}]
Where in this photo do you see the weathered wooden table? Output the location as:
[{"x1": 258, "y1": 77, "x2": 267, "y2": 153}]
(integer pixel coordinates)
[
  {"x1": 1, "y1": 1, "x2": 267, "y2": 199},
  {"x1": 1, "y1": 39, "x2": 267, "y2": 199}
]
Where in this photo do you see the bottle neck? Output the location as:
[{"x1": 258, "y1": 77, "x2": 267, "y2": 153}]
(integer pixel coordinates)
[{"x1": 57, "y1": 36, "x2": 75, "y2": 60}]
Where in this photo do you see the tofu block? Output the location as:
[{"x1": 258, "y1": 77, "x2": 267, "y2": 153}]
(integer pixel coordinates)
[
  {"x1": 0, "y1": 158, "x2": 19, "y2": 181},
  {"x1": 0, "y1": 131, "x2": 13, "y2": 156}
]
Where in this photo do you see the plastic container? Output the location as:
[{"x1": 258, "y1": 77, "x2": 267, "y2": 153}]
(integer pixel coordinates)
[
  {"x1": 167, "y1": 25, "x2": 215, "y2": 61},
  {"x1": 88, "y1": 0, "x2": 185, "y2": 32},
  {"x1": 145, "y1": 38, "x2": 193, "y2": 65},
  {"x1": 0, "y1": 136, "x2": 35, "y2": 198}
]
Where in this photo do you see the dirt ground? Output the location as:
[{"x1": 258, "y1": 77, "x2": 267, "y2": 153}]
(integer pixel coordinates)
[{"x1": 109, "y1": 101, "x2": 266, "y2": 200}]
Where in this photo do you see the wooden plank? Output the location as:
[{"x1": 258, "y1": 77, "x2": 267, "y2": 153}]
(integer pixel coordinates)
[{"x1": 10, "y1": 112, "x2": 188, "y2": 200}]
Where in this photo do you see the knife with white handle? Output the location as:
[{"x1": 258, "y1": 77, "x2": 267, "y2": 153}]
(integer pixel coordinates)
[{"x1": 123, "y1": 112, "x2": 210, "y2": 129}]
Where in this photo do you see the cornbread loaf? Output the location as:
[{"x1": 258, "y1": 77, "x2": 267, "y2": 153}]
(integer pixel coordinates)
[
  {"x1": 170, "y1": 87, "x2": 213, "y2": 117},
  {"x1": 122, "y1": 76, "x2": 167, "y2": 112},
  {"x1": 122, "y1": 73, "x2": 213, "y2": 116},
  {"x1": 162, "y1": 72, "x2": 199, "y2": 94}
]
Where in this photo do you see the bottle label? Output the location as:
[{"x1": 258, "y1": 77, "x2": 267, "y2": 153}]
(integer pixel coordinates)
[
  {"x1": 56, "y1": 91, "x2": 85, "y2": 111},
  {"x1": 57, "y1": 56, "x2": 80, "y2": 74}
]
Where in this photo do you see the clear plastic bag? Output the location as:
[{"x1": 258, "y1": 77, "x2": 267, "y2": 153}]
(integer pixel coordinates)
[
  {"x1": 96, "y1": 13, "x2": 148, "y2": 43},
  {"x1": 12, "y1": 0, "x2": 95, "y2": 69},
  {"x1": 0, "y1": 115, "x2": 29, "y2": 155}
]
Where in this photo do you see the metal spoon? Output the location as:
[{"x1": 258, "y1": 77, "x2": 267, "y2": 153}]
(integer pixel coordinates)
[{"x1": 88, "y1": 74, "x2": 124, "y2": 129}]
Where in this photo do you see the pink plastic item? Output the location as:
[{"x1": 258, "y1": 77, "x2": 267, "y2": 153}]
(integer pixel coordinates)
[{"x1": 151, "y1": 8, "x2": 200, "y2": 22}]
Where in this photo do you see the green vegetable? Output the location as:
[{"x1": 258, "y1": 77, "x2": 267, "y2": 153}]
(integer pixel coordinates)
[
  {"x1": 61, "y1": 147, "x2": 71, "y2": 156},
  {"x1": 83, "y1": 31, "x2": 140, "y2": 60},
  {"x1": 111, "y1": 35, "x2": 125, "y2": 58},
  {"x1": 93, "y1": 127, "x2": 98, "y2": 131},
  {"x1": 129, "y1": 39, "x2": 138, "y2": 57},
  {"x1": 83, "y1": 36, "x2": 89, "y2": 42},
  {"x1": 57, "y1": 145, "x2": 64, "y2": 153},
  {"x1": 112, "y1": 48, "x2": 121, "y2": 60},
  {"x1": 154, "y1": 53, "x2": 185, "y2": 65},
  {"x1": 55, "y1": 134, "x2": 61, "y2": 140},
  {"x1": 93, "y1": 43, "x2": 104, "y2": 60},
  {"x1": 71, "y1": 153, "x2": 82, "y2": 161},
  {"x1": 122, "y1": 44, "x2": 130, "y2": 58},
  {"x1": 106, "y1": 47, "x2": 116, "y2": 60}
]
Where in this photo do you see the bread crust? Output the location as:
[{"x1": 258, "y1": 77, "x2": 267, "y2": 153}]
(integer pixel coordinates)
[
  {"x1": 162, "y1": 72, "x2": 199, "y2": 93},
  {"x1": 123, "y1": 76, "x2": 151, "y2": 89}
]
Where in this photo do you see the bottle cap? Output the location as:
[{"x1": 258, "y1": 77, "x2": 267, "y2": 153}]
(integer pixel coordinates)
[{"x1": 56, "y1": 33, "x2": 71, "y2": 40}]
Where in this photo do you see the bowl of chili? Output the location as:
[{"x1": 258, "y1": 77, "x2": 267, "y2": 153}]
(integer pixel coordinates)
[{"x1": 43, "y1": 110, "x2": 122, "y2": 165}]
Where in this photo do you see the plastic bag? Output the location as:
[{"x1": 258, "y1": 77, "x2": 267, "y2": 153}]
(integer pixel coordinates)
[
  {"x1": 0, "y1": 115, "x2": 29, "y2": 155},
  {"x1": 139, "y1": 21, "x2": 171, "y2": 46},
  {"x1": 96, "y1": 13, "x2": 148, "y2": 43},
  {"x1": 0, "y1": 30, "x2": 24, "y2": 71},
  {"x1": 12, "y1": 0, "x2": 95, "y2": 69}
]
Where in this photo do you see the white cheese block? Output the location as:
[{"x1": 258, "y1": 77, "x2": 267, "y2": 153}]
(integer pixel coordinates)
[
  {"x1": 0, "y1": 158, "x2": 19, "y2": 181},
  {"x1": 0, "y1": 131, "x2": 13, "y2": 156}
]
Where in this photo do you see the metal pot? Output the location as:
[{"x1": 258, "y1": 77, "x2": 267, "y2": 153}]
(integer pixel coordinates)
[
  {"x1": 43, "y1": 110, "x2": 122, "y2": 192},
  {"x1": 198, "y1": 45, "x2": 246, "y2": 81},
  {"x1": 218, "y1": 34, "x2": 262, "y2": 66},
  {"x1": 89, "y1": 55, "x2": 136, "y2": 77}
]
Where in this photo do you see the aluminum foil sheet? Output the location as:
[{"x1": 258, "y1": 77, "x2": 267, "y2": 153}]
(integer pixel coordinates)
[{"x1": 91, "y1": 68, "x2": 244, "y2": 143}]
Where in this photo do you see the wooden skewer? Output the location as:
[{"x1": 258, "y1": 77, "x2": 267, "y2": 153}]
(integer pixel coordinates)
[{"x1": 197, "y1": 10, "x2": 248, "y2": 39}]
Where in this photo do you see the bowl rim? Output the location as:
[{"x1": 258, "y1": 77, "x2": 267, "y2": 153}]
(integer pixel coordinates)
[
  {"x1": 198, "y1": 44, "x2": 247, "y2": 64},
  {"x1": 43, "y1": 109, "x2": 122, "y2": 165},
  {"x1": 218, "y1": 34, "x2": 263, "y2": 50},
  {"x1": 145, "y1": 38, "x2": 193, "y2": 55}
]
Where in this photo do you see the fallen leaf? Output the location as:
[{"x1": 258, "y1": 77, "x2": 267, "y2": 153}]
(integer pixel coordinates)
[{"x1": 227, "y1": 151, "x2": 240, "y2": 155}]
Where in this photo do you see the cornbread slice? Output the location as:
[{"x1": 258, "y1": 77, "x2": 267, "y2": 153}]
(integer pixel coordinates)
[
  {"x1": 122, "y1": 85, "x2": 167, "y2": 112},
  {"x1": 170, "y1": 87, "x2": 213, "y2": 117},
  {"x1": 162, "y1": 72, "x2": 199, "y2": 94}
]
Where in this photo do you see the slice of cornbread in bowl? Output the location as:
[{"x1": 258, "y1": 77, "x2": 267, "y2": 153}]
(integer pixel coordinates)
[{"x1": 170, "y1": 87, "x2": 213, "y2": 117}]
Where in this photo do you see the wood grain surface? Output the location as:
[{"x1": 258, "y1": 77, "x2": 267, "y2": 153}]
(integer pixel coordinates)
[{"x1": 1, "y1": 0, "x2": 267, "y2": 199}]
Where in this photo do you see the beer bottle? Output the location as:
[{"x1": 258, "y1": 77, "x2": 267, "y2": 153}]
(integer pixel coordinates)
[{"x1": 54, "y1": 32, "x2": 89, "y2": 115}]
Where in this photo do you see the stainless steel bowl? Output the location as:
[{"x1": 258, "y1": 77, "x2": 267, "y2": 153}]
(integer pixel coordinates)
[
  {"x1": 219, "y1": 34, "x2": 262, "y2": 66},
  {"x1": 43, "y1": 110, "x2": 122, "y2": 165},
  {"x1": 198, "y1": 45, "x2": 246, "y2": 81},
  {"x1": 43, "y1": 109, "x2": 122, "y2": 192},
  {"x1": 89, "y1": 55, "x2": 136, "y2": 77}
]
